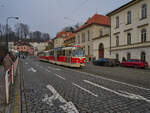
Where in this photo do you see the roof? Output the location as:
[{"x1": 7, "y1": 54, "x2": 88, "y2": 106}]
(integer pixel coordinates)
[
  {"x1": 55, "y1": 31, "x2": 73, "y2": 39},
  {"x1": 107, "y1": 0, "x2": 140, "y2": 16},
  {"x1": 76, "y1": 14, "x2": 110, "y2": 32},
  {"x1": 15, "y1": 42, "x2": 33, "y2": 47},
  {"x1": 65, "y1": 33, "x2": 76, "y2": 41}
]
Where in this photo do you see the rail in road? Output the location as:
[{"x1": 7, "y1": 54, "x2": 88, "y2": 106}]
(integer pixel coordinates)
[{"x1": 20, "y1": 57, "x2": 150, "y2": 113}]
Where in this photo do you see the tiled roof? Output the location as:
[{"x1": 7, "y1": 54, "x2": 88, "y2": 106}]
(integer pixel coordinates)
[
  {"x1": 65, "y1": 33, "x2": 76, "y2": 41},
  {"x1": 76, "y1": 14, "x2": 110, "y2": 32},
  {"x1": 56, "y1": 31, "x2": 72, "y2": 38}
]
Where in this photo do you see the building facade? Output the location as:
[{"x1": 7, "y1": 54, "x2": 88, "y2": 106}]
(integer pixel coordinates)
[
  {"x1": 93, "y1": 25, "x2": 111, "y2": 60},
  {"x1": 107, "y1": 0, "x2": 150, "y2": 65},
  {"x1": 54, "y1": 31, "x2": 73, "y2": 48},
  {"x1": 64, "y1": 33, "x2": 76, "y2": 47},
  {"x1": 30, "y1": 42, "x2": 49, "y2": 55},
  {"x1": 16, "y1": 42, "x2": 34, "y2": 55},
  {"x1": 75, "y1": 14, "x2": 110, "y2": 61}
]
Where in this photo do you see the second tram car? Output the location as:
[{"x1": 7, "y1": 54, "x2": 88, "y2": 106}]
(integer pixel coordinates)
[{"x1": 38, "y1": 46, "x2": 86, "y2": 67}]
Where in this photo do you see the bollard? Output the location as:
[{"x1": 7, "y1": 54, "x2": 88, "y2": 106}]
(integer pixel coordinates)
[{"x1": 11, "y1": 65, "x2": 14, "y2": 84}]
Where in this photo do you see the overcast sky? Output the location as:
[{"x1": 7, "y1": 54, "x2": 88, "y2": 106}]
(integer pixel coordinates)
[{"x1": 0, "y1": 0, "x2": 131, "y2": 38}]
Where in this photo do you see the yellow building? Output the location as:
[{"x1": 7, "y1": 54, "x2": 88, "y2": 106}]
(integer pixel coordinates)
[
  {"x1": 75, "y1": 14, "x2": 111, "y2": 61},
  {"x1": 64, "y1": 33, "x2": 76, "y2": 47},
  {"x1": 53, "y1": 31, "x2": 73, "y2": 48}
]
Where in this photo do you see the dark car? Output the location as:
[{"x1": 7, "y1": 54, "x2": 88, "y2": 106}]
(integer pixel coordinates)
[
  {"x1": 112, "y1": 59, "x2": 120, "y2": 66},
  {"x1": 93, "y1": 58, "x2": 120, "y2": 67},
  {"x1": 121, "y1": 59, "x2": 148, "y2": 68}
]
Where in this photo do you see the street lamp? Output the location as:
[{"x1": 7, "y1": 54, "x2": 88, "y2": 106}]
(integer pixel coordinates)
[
  {"x1": 0, "y1": 30, "x2": 2, "y2": 37},
  {"x1": 6, "y1": 17, "x2": 19, "y2": 53}
]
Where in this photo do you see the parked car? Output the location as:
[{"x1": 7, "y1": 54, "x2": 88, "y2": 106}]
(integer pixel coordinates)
[
  {"x1": 120, "y1": 59, "x2": 148, "y2": 68},
  {"x1": 93, "y1": 58, "x2": 120, "y2": 67}
]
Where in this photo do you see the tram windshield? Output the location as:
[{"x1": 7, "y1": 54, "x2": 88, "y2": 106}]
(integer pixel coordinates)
[{"x1": 72, "y1": 49, "x2": 84, "y2": 57}]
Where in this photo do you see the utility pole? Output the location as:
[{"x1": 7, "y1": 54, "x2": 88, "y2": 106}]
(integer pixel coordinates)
[{"x1": 6, "y1": 17, "x2": 19, "y2": 53}]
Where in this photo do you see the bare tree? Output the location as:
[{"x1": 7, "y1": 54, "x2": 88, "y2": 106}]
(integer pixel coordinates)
[
  {"x1": 42, "y1": 33, "x2": 50, "y2": 41},
  {"x1": 14, "y1": 23, "x2": 29, "y2": 39}
]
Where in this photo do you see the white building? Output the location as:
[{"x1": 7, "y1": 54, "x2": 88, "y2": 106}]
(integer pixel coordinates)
[
  {"x1": 30, "y1": 42, "x2": 49, "y2": 55},
  {"x1": 107, "y1": 0, "x2": 150, "y2": 66}
]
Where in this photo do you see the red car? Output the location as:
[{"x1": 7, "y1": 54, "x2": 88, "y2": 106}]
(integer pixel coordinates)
[{"x1": 121, "y1": 59, "x2": 148, "y2": 68}]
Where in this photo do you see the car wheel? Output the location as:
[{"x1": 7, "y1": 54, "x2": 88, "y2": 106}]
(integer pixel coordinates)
[
  {"x1": 104, "y1": 62, "x2": 108, "y2": 67},
  {"x1": 134, "y1": 65, "x2": 138, "y2": 68},
  {"x1": 120, "y1": 64, "x2": 124, "y2": 67}
]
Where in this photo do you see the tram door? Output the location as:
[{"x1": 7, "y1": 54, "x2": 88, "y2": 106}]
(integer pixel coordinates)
[{"x1": 65, "y1": 50, "x2": 71, "y2": 63}]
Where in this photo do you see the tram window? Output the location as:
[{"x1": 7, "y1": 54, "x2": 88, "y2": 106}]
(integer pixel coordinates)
[
  {"x1": 66, "y1": 50, "x2": 71, "y2": 56},
  {"x1": 69, "y1": 50, "x2": 71, "y2": 55},
  {"x1": 62, "y1": 50, "x2": 65, "y2": 56}
]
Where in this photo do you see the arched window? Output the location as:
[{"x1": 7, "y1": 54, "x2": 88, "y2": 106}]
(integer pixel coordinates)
[
  {"x1": 141, "y1": 29, "x2": 146, "y2": 43},
  {"x1": 127, "y1": 53, "x2": 131, "y2": 60},
  {"x1": 142, "y1": 4, "x2": 147, "y2": 19},
  {"x1": 127, "y1": 33, "x2": 131, "y2": 45},
  {"x1": 141, "y1": 52, "x2": 146, "y2": 62}
]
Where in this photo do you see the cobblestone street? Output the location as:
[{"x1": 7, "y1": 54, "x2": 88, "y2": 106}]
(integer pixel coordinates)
[{"x1": 20, "y1": 57, "x2": 150, "y2": 113}]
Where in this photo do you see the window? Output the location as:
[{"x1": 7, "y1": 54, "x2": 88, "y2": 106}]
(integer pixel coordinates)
[
  {"x1": 141, "y1": 28, "x2": 146, "y2": 43},
  {"x1": 78, "y1": 35, "x2": 80, "y2": 44},
  {"x1": 100, "y1": 30, "x2": 103, "y2": 37},
  {"x1": 141, "y1": 4, "x2": 147, "y2": 19},
  {"x1": 127, "y1": 11, "x2": 131, "y2": 24},
  {"x1": 116, "y1": 36, "x2": 119, "y2": 47},
  {"x1": 88, "y1": 45, "x2": 90, "y2": 55},
  {"x1": 116, "y1": 54, "x2": 119, "y2": 60},
  {"x1": 82, "y1": 32, "x2": 85, "y2": 43},
  {"x1": 127, "y1": 53, "x2": 131, "y2": 60},
  {"x1": 116, "y1": 16, "x2": 119, "y2": 28},
  {"x1": 141, "y1": 52, "x2": 146, "y2": 62},
  {"x1": 88, "y1": 30, "x2": 90, "y2": 41},
  {"x1": 127, "y1": 33, "x2": 131, "y2": 45}
]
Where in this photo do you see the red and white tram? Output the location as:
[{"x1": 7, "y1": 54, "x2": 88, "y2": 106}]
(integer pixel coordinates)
[{"x1": 38, "y1": 46, "x2": 86, "y2": 67}]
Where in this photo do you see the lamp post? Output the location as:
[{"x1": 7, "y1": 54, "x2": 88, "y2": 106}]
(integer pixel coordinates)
[
  {"x1": 0, "y1": 30, "x2": 2, "y2": 37},
  {"x1": 6, "y1": 17, "x2": 19, "y2": 53}
]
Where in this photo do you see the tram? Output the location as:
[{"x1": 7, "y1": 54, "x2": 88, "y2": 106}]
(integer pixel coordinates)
[{"x1": 38, "y1": 45, "x2": 86, "y2": 67}]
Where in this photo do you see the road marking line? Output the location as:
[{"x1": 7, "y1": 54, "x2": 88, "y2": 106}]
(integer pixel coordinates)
[
  {"x1": 25, "y1": 62, "x2": 28, "y2": 65},
  {"x1": 55, "y1": 74, "x2": 65, "y2": 80},
  {"x1": 72, "y1": 83, "x2": 98, "y2": 97},
  {"x1": 62, "y1": 68, "x2": 150, "y2": 91},
  {"x1": 43, "y1": 85, "x2": 79, "y2": 113},
  {"x1": 48, "y1": 66, "x2": 61, "y2": 70},
  {"x1": 28, "y1": 67, "x2": 37, "y2": 72},
  {"x1": 84, "y1": 80, "x2": 150, "y2": 103}
]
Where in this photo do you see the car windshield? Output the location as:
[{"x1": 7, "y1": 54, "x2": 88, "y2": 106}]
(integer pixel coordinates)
[
  {"x1": 72, "y1": 49, "x2": 84, "y2": 57},
  {"x1": 128, "y1": 59, "x2": 139, "y2": 62}
]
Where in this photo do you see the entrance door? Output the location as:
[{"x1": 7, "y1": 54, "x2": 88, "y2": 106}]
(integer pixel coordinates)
[{"x1": 99, "y1": 43, "x2": 104, "y2": 59}]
